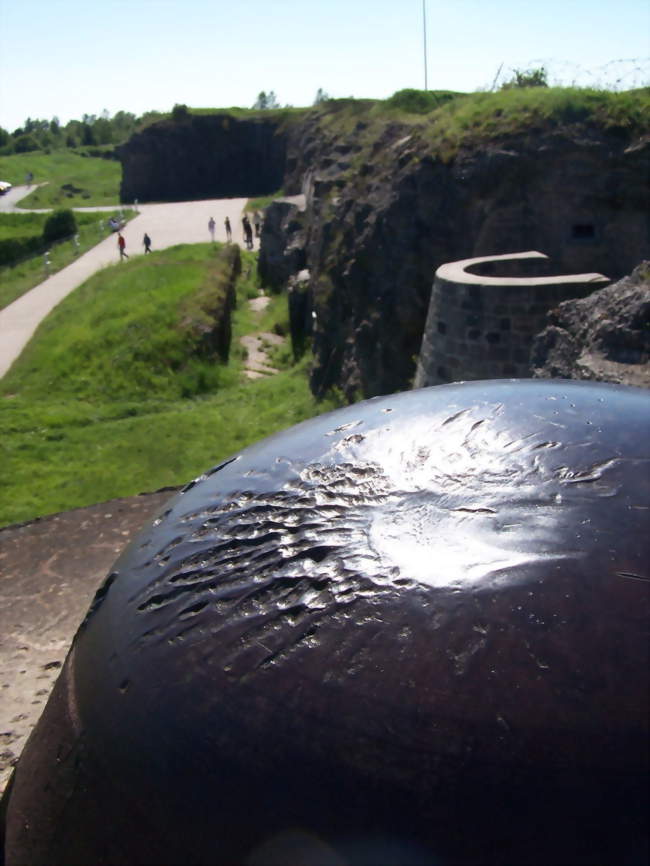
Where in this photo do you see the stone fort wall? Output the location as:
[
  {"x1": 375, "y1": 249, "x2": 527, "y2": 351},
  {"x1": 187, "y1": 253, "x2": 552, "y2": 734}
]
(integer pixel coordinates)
[{"x1": 414, "y1": 252, "x2": 609, "y2": 388}]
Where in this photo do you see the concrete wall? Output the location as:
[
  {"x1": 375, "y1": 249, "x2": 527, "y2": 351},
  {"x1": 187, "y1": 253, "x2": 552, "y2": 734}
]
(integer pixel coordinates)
[{"x1": 414, "y1": 252, "x2": 610, "y2": 388}]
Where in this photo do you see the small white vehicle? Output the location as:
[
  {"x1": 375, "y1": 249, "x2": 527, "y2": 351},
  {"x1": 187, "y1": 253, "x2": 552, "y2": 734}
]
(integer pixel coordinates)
[{"x1": 0, "y1": 181, "x2": 12, "y2": 195}]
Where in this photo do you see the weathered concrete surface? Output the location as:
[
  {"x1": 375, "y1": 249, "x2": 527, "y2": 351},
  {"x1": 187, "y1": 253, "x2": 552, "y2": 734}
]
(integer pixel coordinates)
[
  {"x1": 414, "y1": 252, "x2": 609, "y2": 388},
  {"x1": 0, "y1": 489, "x2": 177, "y2": 794}
]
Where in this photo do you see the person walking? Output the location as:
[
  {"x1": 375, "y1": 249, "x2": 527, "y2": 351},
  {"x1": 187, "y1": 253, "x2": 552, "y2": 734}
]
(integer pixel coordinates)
[
  {"x1": 224, "y1": 216, "x2": 232, "y2": 243},
  {"x1": 208, "y1": 217, "x2": 216, "y2": 242},
  {"x1": 242, "y1": 215, "x2": 253, "y2": 250},
  {"x1": 118, "y1": 232, "x2": 129, "y2": 260},
  {"x1": 143, "y1": 233, "x2": 152, "y2": 254},
  {"x1": 254, "y1": 211, "x2": 262, "y2": 238}
]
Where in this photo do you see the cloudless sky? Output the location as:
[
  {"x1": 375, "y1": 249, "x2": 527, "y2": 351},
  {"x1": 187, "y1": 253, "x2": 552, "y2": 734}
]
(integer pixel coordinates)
[{"x1": 0, "y1": 0, "x2": 648, "y2": 131}]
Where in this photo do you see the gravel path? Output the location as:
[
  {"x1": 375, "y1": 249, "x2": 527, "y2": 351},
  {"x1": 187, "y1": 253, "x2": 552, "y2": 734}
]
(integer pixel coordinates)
[
  {"x1": 241, "y1": 295, "x2": 286, "y2": 379},
  {"x1": 0, "y1": 192, "x2": 253, "y2": 378}
]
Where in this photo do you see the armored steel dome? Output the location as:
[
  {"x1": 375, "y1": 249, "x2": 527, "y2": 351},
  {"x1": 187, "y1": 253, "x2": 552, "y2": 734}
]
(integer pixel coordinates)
[{"x1": 3, "y1": 380, "x2": 649, "y2": 866}]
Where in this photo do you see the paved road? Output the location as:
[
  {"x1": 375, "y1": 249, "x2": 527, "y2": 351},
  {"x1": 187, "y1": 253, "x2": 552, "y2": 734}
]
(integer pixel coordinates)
[
  {"x1": 0, "y1": 184, "x2": 48, "y2": 212},
  {"x1": 0, "y1": 193, "x2": 251, "y2": 378}
]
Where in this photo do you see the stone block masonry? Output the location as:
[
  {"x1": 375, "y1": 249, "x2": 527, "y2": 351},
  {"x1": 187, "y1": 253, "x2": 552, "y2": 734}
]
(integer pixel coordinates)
[{"x1": 414, "y1": 252, "x2": 609, "y2": 388}]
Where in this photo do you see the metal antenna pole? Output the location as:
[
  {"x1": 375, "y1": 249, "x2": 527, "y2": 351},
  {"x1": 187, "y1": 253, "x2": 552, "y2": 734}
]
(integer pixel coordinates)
[{"x1": 423, "y1": 0, "x2": 428, "y2": 91}]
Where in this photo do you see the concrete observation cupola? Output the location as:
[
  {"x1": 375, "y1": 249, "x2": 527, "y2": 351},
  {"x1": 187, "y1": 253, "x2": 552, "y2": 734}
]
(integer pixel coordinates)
[{"x1": 414, "y1": 251, "x2": 610, "y2": 388}]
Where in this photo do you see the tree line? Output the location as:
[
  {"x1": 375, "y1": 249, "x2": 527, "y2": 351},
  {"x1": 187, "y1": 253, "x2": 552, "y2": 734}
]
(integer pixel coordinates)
[
  {"x1": 0, "y1": 110, "x2": 167, "y2": 156},
  {"x1": 0, "y1": 89, "x2": 332, "y2": 155}
]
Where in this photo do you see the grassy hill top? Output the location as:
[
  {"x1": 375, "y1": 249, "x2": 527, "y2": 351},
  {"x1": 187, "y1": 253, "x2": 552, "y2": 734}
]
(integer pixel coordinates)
[
  {"x1": 308, "y1": 86, "x2": 650, "y2": 163},
  {"x1": 131, "y1": 86, "x2": 650, "y2": 160}
]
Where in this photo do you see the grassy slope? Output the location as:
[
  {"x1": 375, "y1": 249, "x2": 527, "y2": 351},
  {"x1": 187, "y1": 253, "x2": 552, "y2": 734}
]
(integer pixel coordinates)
[
  {"x1": 0, "y1": 244, "x2": 341, "y2": 526},
  {"x1": 0, "y1": 150, "x2": 121, "y2": 207},
  {"x1": 419, "y1": 86, "x2": 650, "y2": 159}
]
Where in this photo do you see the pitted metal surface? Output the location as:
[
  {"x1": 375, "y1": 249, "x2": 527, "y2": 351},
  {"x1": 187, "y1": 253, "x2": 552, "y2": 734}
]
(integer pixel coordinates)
[{"x1": 3, "y1": 380, "x2": 649, "y2": 866}]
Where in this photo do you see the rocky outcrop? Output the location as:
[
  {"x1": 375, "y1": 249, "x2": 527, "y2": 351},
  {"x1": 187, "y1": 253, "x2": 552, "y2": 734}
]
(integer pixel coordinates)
[
  {"x1": 119, "y1": 113, "x2": 294, "y2": 202},
  {"x1": 287, "y1": 269, "x2": 313, "y2": 360},
  {"x1": 531, "y1": 261, "x2": 650, "y2": 387},
  {"x1": 257, "y1": 200, "x2": 306, "y2": 291},
  {"x1": 291, "y1": 124, "x2": 650, "y2": 399}
]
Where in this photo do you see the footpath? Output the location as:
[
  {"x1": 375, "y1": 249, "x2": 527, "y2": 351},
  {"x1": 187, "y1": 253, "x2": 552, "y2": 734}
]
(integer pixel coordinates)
[
  {"x1": 241, "y1": 294, "x2": 285, "y2": 379},
  {"x1": 0, "y1": 191, "x2": 251, "y2": 378}
]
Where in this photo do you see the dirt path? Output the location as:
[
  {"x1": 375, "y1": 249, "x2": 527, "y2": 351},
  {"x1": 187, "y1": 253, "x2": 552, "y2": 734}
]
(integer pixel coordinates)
[{"x1": 241, "y1": 295, "x2": 286, "y2": 379}]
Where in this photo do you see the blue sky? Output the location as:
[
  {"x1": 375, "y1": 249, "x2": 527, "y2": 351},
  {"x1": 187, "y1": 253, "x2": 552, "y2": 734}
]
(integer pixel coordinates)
[{"x1": 1, "y1": 0, "x2": 648, "y2": 131}]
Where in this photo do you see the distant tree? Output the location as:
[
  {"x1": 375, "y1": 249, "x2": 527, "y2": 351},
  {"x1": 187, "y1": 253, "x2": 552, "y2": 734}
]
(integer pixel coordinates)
[
  {"x1": 112, "y1": 111, "x2": 137, "y2": 141},
  {"x1": 93, "y1": 117, "x2": 113, "y2": 144},
  {"x1": 50, "y1": 117, "x2": 60, "y2": 135},
  {"x1": 38, "y1": 132, "x2": 53, "y2": 150},
  {"x1": 253, "y1": 90, "x2": 280, "y2": 110},
  {"x1": 171, "y1": 103, "x2": 191, "y2": 122},
  {"x1": 501, "y1": 67, "x2": 548, "y2": 90},
  {"x1": 0, "y1": 127, "x2": 9, "y2": 148},
  {"x1": 13, "y1": 134, "x2": 39, "y2": 153},
  {"x1": 64, "y1": 119, "x2": 82, "y2": 137},
  {"x1": 81, "y1": 123, "x2": 96, "y2": 146},
  {"x1": 313, "y1": 88, "x2": 330, "y2": 105}
]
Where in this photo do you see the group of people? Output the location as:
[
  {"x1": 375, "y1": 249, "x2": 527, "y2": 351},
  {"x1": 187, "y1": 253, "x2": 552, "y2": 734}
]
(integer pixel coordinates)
[
  {"x1": 209, "y1": 216, "x2": 233, "y2": 243},
  {"x1": 117, "y1": 232, "x2": 151, "y2": 260},
  {"x1": 208, "y1": 211, "x2": 262, "y2": 247},
  {"x1": 117, "y1": 208, "x2": 264, "y2": 261}
]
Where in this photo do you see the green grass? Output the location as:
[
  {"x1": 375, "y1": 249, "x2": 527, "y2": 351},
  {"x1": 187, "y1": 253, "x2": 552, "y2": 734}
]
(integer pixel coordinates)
[
  {"x1": 5, "y1": 243, "x2": 237, "y2": 402},
  {"x1": 303, "y1": 86, "x2": 650, "y2": 173},
  {"x1": 0, "y1": 210, "x2": 135, "y2": 311},
  {"x1": 0, "y1": 211, "x2": 54, "y2": 241},
  {"x1": 0, "y1": 150, "x2": 121, "y2": 207},
  {"x1": 245, "y1": 191, "x2": 285, "y2": 212},
  {"x1": 0, "y1": 244, "x2": 342, "y2": 526},
  {"x1": 420, "y1": 87, "x2": 650, "y2": 159},
  {"x1": 384, "y1": 89, "x2": 463, "y2": 114},
  {"x1": 136, "y1": 106, "x2": 308, "y2": 132}
]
